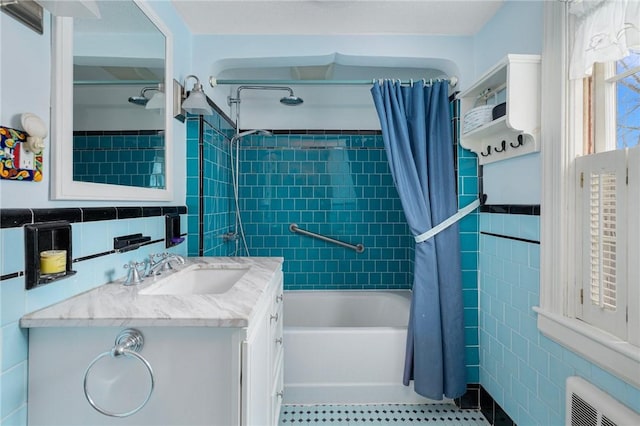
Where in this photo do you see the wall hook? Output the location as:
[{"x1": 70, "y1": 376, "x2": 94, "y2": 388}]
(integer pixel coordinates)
[
  {"x1": 494, "y1": 140, "x2": 507, "y2": 153},
  {"x1": 480, "y1": 145, "x2": 492, "y2": 157},
  {"x1": 510, "y1": 134, "x2": 524, "y2": 148}
]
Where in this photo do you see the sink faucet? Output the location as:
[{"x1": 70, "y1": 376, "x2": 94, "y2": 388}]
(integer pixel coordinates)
[
  {"x1": 123, "y1": 261, "x2": 145, "y2": 286},
  {"x1": 145, "y1": 253, "x2": 185, "y2": 277}
]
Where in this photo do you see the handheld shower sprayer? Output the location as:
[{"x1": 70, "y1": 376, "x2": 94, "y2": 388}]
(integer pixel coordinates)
[{"x1": 231, "y1": 129, "x2": 273, "y2": 143}]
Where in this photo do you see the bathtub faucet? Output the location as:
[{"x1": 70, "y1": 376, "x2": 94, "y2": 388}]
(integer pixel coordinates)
[{"x1": 145, "y1": 253, "x2": 185, "y2": 277}]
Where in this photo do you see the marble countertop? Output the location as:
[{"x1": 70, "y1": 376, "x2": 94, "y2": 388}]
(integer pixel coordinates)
[{"x1": 20, "y1": 257, "x2": 284, "y2": 328}]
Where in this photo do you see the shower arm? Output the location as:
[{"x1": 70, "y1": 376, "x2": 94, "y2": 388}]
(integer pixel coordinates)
[{"x1": 228, "y1": 85, "x2": 294, "y2": 106}]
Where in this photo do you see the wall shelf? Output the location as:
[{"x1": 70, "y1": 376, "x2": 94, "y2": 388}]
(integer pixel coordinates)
[{"x1": 459, "y1": 54, "x2": 541, "y2": 165}]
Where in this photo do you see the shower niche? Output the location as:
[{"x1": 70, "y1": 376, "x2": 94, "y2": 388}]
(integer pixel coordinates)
[
  {"x1": 459, "y1": 54, "x2": 541, "y2": 165},
  {"x1": 24, "y1": 221, "x2": 76, "y2": 290}
]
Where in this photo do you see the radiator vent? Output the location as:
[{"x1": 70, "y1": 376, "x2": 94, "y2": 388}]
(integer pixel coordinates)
[{"x1": 566, "y1": 377, "x2": 640, "y2": 426}]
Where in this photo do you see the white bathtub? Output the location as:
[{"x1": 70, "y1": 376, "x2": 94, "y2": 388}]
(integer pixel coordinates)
[{"x1": 283, "y1": 290, "x2": 436, "y2": 405}]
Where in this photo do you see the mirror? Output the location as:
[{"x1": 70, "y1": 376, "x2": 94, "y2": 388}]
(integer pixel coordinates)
[{"x1": 51, "y1": 0, "x2": 173, "y2": 201}]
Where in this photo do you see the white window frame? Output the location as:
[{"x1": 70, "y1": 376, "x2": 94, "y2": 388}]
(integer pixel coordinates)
[{"x1": 535, "y1": 1, "x2": 640, "y2": 388}]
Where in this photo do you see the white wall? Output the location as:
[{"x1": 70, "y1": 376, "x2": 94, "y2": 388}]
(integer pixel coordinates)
[
  {"x1": 0, "y1": 0, "x2": 545, "y2": 208},
  {"x1": 192, "y1": 34, "x2": 475, "y2": 130},
  {"x1": 188, "y1": 2, "x2": 545, "y2": 201},
  {"x1": 471, "y1": 0, "x2": 544, "y2": 205},
  {"x1": 0, "y1": 1, "x2": 192, "y2": 209},
  {"x1": 1, "y1": 11, "x2": 54, "y2": 208},
  {"x1": 73, "y1": 85, "x2": 165, "y2": 131}
]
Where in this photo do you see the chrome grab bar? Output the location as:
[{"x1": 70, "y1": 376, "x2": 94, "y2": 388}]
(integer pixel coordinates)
[{"x1": 289, "y1": 223, "x2": 365, "y2": 253}]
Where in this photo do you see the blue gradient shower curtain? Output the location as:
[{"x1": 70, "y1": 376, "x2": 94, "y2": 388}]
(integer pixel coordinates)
[{"x1": 371, "y1": 80, "x2": 465, "y2": 400}]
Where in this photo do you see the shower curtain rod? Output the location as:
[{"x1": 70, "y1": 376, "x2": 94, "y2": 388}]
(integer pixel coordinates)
[
  {"x1": 73, "y1": 80, "x2": 161, "y2": 86},
  {"x1": 210, "y1": 76, "x2": 458, "y2": 87}
]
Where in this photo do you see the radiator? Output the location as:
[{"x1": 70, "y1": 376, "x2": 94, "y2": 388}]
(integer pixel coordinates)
[{"x1": 566, "y1": 376, "x2": 640, "y2": 426}]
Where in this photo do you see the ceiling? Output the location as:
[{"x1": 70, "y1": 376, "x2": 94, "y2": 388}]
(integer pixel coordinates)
[{"x1": 172, "y1": 0, "x2": 505, "y2": 36}]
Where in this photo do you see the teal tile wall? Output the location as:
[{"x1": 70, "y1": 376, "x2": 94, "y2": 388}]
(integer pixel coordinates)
[
  {"x1": 238, "y1": 133, "x2": 414, "y2": 290},
  {"x1": 186, "y1": 102, "x2": 480, "y2": 383},
  {"x1": 73, "y1": 133, "x2": 165, "y2": 188},
  {"x1": 478, "y1": 213, "x2": 640, "y2": 425},
  {"x1": 185, "y1": 114, "x2": 236, "y2": 257},
  {"x1": 458, "y1": 154, "x2": 480, "y2": 384},
  {"x1": 456, "y1": 97, "x2": 481, "y2": 385},
  {"x1": 0, "y1": 215, "x2": 187, "y2": 425},
  {"x1": 186, "y1": 118, "x2": 201, "y2": 256}
]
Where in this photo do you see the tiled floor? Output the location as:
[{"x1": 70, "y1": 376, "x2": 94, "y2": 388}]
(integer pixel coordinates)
[{"x1": 280, "y1": 403, "x2": 490, "y2": 425}]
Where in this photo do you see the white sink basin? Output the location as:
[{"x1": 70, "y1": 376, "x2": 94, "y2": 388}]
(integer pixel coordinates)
[{"x1": 139, "y1": 264, "x2": 249, "y2": 295}]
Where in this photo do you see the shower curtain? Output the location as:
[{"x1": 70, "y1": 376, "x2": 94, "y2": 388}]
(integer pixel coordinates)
[{"x1": 371, "y1": 80, "x2": 465, "y2": 400}]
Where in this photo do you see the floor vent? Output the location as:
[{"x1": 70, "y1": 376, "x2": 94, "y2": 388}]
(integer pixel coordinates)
[{"x1": 566, "y1": 376, "x2": 640, "y2": 426}]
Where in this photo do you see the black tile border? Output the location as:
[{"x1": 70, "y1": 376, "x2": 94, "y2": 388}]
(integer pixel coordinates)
[
  {"x1": 480, "y1": 204, "x2": 540, "y2": 216},
  {"x1": 0, "y1": 209, "x2": 33, "y2": 228},
  {"x1": 480, "y1": 386, "x2": 516, "y2": 426},
  {"x1": 0, "y1": 271, "x2": 24, "y2": 281},
  {"x1": 480, "y1": 231, "x2": 540, "y2": 245},
  {"x1": 116, "y1": 207, "x2": 142, "y2": 219},
  {"x1": 455, "y1": 383, "x2": 480, "y2": 409},
  {"x1": 142, "y1": 206, "x2": 163, "y2": 217},
  {"x1": 32, "y1": 208, "x2": 82, "y2": 224},
  {"x1": 454, "y1": 384, "x2": 516, "y2": 425},
  {"x1": 0, "y1": 206, "x2": 187, "y2": 229},
  {"x1": 82, "y1": 207, "x2": 117, "y2": 222},
  {"x1": 73, "y1": 129, "x2": 163, "y2": 136}
]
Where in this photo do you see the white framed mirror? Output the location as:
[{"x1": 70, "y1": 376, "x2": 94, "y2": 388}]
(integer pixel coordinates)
[{"x1": 51, "y1": 0, "x2": 173, "y2": 201}]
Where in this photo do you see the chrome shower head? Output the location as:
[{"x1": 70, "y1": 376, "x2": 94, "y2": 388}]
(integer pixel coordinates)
[
  {"x1": 128, "y1": 85, "x2": 161, "y2": 107},
  {"x1": 280, "y1": 95, "x2": 304, "y2": 106},
  {"x1": 230, "y1": 85, "x2": 304, "y2": 107},
  {"x1": 128, "y1": 96, "x2": 149, "y2": 106}
]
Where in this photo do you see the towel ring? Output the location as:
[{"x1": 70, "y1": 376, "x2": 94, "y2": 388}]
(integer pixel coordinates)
[{"x1": 83, "y1": 329, "x2": 155, "y2": 418}]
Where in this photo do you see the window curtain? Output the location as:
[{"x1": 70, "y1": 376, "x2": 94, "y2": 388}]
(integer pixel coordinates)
[
  {"x1": 370, "y1": 80, "x2": 465, "y2": 400},
  {"x1": 569, "y1": 0, "x2": 640, "y2": 79}
]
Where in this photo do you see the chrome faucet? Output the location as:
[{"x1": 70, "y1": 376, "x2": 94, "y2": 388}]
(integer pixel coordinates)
[
  {"x1": 145, "y1": 253, "x2": 185, "y2": 277},
  {"x1": 123, "y1": 261, "x2": 145, "y2": 285}
]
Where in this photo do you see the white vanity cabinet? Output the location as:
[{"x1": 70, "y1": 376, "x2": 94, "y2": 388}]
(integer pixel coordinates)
[
  {"x1": 242, "y1": 272, "x2": 284, "y2": 425},
  {"x1": 23, "y1": 260, "x2": 284, "y2": 426}
]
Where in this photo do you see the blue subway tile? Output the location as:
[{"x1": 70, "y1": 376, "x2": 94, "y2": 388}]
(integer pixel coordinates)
[{"x1": 1, "y1": 362, "x2": 27, "y2": 417}]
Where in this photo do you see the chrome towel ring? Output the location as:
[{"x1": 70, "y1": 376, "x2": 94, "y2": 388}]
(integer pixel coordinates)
[{"x1": 83, "y1": 329, "x2": 155, "y2": 418}]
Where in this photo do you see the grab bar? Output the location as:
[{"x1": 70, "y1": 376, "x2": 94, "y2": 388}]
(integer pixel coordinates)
[{"x1": 289, "y1": 224, "x2": 365, "y2": 253}]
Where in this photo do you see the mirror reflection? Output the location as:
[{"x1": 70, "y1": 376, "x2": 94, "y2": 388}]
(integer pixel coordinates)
[{"x1": 71, "y1": 1, "x2": 166, "y2": 189}]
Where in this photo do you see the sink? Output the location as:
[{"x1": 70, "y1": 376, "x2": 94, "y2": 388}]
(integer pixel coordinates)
[{"x1": 139, "y1": 264, "x2": 249, "y2": 295}]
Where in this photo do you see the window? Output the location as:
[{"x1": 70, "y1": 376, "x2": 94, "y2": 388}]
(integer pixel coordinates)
[
  {"x1": 575, "y1": 51, "x2": 639, "y2": 343},
  {"x1": 537, "y1": 1, "x2": 640, "y2": 388}
]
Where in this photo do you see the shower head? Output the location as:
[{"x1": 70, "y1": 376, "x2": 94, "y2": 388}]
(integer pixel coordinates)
[
  {"x1": 231, "y1": 129, "x2": 273, "y2": 144},
  {"x1": 230, "y1": 85, "x2": 304, "y2": 107},
  {"x1": 128, "y1": 96, "x2": 149, "y2": 106},
  {"x1": 280, "y1": 95, "x2": 304, "y2": 106},
  {"x1": 128, "y1": 85, "x2": 162, "y2": 107}
]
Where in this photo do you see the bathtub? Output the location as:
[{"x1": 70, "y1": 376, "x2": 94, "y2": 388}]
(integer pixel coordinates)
[{"x1": 283, "y1": 290, "x2": 436, "y2": 405}]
